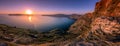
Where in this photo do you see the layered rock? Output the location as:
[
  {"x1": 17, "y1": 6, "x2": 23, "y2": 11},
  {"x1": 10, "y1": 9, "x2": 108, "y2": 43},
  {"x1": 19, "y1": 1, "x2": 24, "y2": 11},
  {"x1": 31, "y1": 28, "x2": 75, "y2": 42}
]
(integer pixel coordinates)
[
  {"x1": 68, "y1": 13, "x2": 92, "y2": 34},
  {"x1": 68, "y1": 0, "x2": 120, "y2": 46},
  {"x1": 68, "y1": 16, "x2": 120, "y2": 46},
  {"x1": 91, "y1": 16, "x2": 120, "y2": 33},
  {"x1": 94, "y1": 0, "x2": 120, "y2": 16}
]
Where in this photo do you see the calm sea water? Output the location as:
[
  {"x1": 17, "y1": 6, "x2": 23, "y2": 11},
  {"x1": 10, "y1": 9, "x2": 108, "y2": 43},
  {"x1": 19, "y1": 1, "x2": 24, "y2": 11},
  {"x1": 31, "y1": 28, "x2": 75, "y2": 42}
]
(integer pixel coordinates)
[{"x1": 0, "y1": 14, "x2": 75, "y2": 32}]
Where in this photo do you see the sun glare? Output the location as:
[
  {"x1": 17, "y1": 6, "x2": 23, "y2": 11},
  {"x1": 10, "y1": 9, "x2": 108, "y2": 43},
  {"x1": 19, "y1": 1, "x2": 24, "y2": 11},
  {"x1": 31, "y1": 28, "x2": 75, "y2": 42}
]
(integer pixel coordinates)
[
  {"x1": 28, "y1": 16, "x2": 32, "y2": 22},
  {"x1": 26, "y1": 9, "x2": 33, "y2": 14}
]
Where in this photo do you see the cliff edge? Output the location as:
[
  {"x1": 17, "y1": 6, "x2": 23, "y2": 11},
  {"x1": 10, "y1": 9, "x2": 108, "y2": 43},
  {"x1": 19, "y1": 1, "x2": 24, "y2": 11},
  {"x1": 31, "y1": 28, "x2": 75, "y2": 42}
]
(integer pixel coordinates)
[
  {"x1": 68, "y1": 0, "x2": 120, "y2": 46},
  {"x1": 94, "y1": 0, "x2": 120, "y2": 16}
]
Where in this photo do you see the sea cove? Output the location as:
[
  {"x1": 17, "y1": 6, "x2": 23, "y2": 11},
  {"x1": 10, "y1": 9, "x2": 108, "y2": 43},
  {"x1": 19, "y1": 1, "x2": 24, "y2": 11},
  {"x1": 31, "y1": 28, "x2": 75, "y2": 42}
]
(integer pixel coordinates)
[{"x1": 0, "y1": 14, "x2": 75, "y2": 32}]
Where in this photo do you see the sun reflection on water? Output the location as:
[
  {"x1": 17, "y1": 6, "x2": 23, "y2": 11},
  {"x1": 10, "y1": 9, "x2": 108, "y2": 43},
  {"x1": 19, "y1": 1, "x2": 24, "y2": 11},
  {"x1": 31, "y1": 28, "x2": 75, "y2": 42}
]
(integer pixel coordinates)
[{"x1": 28, "y1": 16, "x2": 32, "y2": 22}]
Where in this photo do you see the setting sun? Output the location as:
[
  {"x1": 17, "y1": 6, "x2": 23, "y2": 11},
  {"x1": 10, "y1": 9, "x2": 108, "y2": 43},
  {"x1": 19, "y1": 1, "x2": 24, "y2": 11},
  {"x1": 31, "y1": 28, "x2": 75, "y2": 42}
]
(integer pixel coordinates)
[{"x1": 26, "y1": 9, "x2": 33, "y2": 14}]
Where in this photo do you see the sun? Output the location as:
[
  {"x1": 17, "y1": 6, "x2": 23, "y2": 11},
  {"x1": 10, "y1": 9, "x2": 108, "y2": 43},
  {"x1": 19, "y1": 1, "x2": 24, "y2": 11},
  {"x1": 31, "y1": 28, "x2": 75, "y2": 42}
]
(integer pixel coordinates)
[{"x1": 25, "y1": 9, "x2": 33, "y2": 14}]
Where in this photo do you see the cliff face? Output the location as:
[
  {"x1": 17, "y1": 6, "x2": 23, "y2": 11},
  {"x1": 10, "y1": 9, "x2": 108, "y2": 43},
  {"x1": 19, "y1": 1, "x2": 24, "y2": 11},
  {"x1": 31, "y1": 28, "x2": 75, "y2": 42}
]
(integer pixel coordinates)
[
  {"x1": 68, "y1": 16, "x2": 120, "y2": 46},
  {"x1": 91, "y1": 16, "x2": 120, "y2": 34},
  {"x1": 95, "y1": 0, "x2": 120, "y2": 16},
  {"x1": 68, "y1": 0, "x2": 120, "y2": 46},
  {"x1": 69, "y1": 0, "x2": 120, "y2": 35},
  {"x1": 68, "y1": 13, "x2": 92, "y2": 34}
]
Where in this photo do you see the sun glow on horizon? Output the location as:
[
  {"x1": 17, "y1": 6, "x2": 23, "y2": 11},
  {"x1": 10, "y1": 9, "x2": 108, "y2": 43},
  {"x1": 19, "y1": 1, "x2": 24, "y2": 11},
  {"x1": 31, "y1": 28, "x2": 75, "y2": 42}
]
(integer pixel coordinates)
[{"x1": 26, "y1": 9, "x2": 33, "y2": 14}]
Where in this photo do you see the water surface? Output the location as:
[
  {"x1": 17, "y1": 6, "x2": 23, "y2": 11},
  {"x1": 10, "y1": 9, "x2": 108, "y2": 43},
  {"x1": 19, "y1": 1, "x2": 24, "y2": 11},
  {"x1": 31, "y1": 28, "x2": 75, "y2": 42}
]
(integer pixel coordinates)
[{"x1": 0, "y1": 14, "x2": 75, "y2": 32}]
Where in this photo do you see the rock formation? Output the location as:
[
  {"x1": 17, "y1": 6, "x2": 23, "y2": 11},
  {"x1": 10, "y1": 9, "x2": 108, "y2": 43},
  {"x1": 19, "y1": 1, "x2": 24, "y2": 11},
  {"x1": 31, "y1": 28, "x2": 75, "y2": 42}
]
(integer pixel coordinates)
[
  {"x1": 94, "y1": 0, "x2": 120, "y2": 16},
  {"x1": 68, "y1": 0, "x2": 120, "y2": 46}
]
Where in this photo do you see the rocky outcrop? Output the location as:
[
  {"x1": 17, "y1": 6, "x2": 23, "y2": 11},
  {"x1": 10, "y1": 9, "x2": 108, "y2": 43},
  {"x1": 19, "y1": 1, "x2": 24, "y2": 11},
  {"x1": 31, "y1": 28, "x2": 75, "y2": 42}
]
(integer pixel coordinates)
[
  {"x1": 94, "y1": 0, "x2": 120, "y2": 16},
  {"x1": 68, "y1": 13, "x2": 92, "y2": 34},
  {"x1": 70, "y1": 0, "x2": 120, "y2": 37},
  {"x1": 91, "y1": 16, "x2": 120, "y2": 34},
  {"x1": 0, "y1": 24, "x2": 77, "y2": 46},
  {"x1": 68, "y1": 16, "x2": 120, "y2": 46},
  {"x1": 68, "y1": 0, "x2": 120, "y2": 46}
]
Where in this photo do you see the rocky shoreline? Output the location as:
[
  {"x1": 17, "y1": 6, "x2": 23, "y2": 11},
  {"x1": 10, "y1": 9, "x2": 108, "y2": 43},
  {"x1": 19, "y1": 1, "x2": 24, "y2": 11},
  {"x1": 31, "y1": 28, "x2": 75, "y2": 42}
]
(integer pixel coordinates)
[{"x1": 0, "y1": 24, "x2": 77, "y2": 46}]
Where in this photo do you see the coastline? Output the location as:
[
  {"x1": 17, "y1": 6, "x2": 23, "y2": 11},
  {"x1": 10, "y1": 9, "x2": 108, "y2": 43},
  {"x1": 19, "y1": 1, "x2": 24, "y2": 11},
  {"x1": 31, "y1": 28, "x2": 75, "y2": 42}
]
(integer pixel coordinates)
[{"x1": 0, "y1": 24, "x2": 77, "y2": 46}]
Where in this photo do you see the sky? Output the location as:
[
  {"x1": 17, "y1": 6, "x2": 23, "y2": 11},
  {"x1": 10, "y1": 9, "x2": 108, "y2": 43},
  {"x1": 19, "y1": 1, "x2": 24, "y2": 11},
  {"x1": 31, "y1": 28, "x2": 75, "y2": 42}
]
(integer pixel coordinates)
[{"x1": 0, "y1": 0, "x2": 99, "y2": 14}]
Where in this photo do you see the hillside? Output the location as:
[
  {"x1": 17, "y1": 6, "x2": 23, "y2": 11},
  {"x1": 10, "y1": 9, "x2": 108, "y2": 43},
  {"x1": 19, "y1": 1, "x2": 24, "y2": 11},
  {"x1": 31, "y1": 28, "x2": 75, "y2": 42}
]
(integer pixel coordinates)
[
  {"x1": 68, "y1": 0, "x2": 120, "y2": 46},
  {"x1": 0, "y1": 24, "x2": 77, "y2": 46}
]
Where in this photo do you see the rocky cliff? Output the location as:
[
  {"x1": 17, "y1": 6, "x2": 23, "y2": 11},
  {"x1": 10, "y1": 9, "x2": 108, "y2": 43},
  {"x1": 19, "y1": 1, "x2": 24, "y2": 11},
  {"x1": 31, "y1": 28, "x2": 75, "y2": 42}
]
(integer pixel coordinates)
[
  {"x1": 0, "y1": 24, "x2": 77, "y2": 46},
  {"x1": 68, "y1": 0, "x2": 120, "y2": 46},
  {"x1": 68, "y1": 16, "x2": 120, "y2": 46},
  {"x1": 68, "y1": 13, "x2": 93, "y2": 34},
  {"x1": 94, "y1": 0, "x2": 120, "y2": 16}
]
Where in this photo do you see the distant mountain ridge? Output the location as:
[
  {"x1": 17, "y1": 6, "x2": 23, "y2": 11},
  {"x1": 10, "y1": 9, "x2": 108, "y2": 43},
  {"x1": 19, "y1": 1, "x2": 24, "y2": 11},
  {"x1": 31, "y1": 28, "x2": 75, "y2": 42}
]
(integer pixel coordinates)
[{"x1": 42, "y1": 14, "x2": 81, "y2": 20}]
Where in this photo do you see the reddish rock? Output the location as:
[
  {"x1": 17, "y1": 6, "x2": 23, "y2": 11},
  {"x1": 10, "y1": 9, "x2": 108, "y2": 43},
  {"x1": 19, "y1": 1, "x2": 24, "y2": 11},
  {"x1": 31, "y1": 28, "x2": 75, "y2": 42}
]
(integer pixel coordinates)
[{"x1": 94, "y1": 0, "x2": 120, "y2": 16}]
